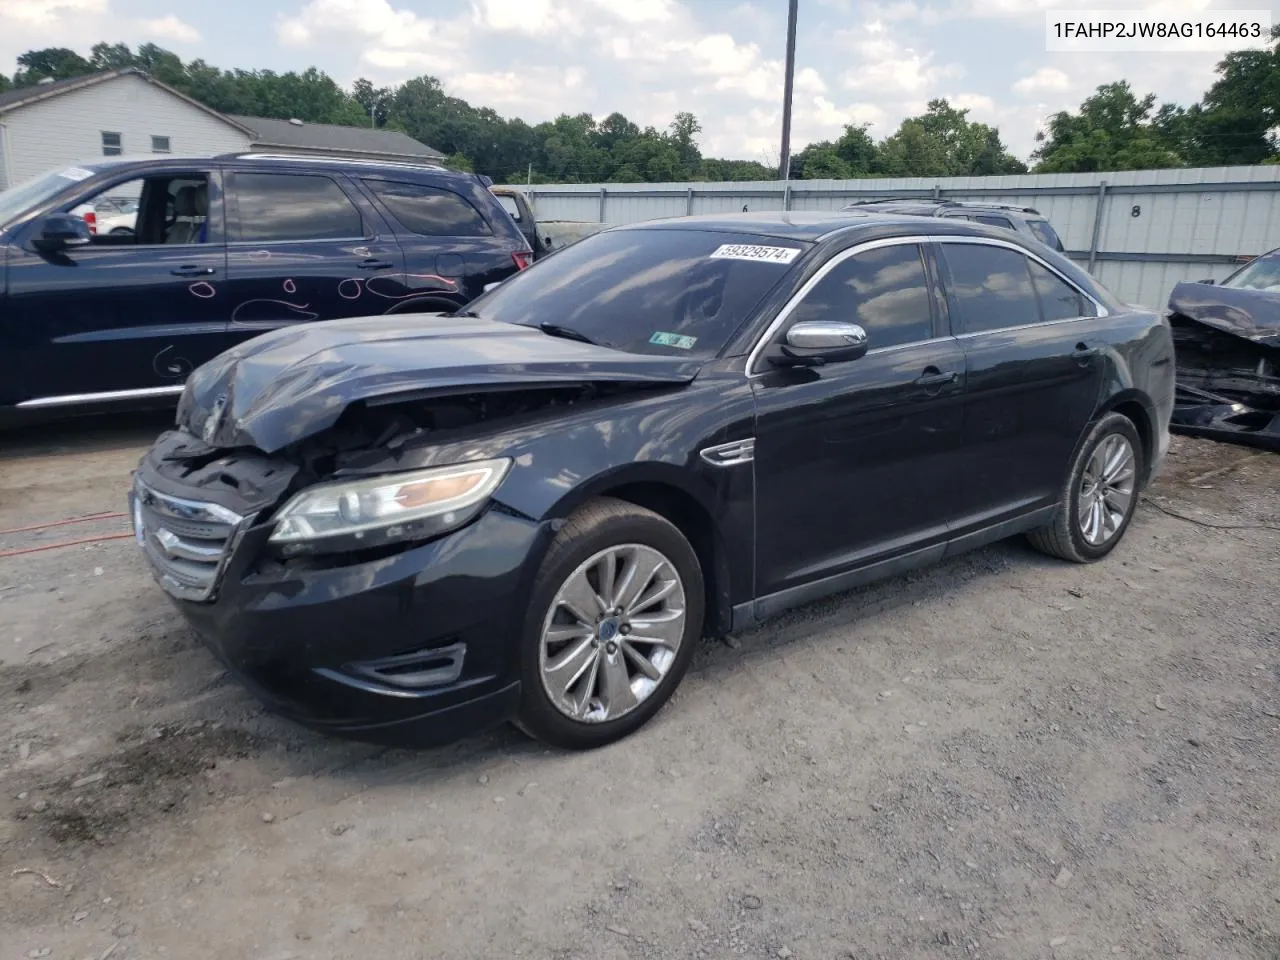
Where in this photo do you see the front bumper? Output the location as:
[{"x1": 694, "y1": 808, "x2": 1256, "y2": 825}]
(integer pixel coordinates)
[{"x1": 131, "y1": 455, "x2": 552, "y2": 747}]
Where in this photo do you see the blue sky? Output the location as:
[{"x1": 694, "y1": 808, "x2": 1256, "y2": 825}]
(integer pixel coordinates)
[{"x1": 3, "y1": 0, "x2": 1273, "y2": 163}]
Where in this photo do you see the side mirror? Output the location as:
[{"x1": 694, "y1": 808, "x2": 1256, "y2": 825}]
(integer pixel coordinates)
[
  {"x1": 32, "y1": 213, "x2": 92, "y2": 252},
  {"x1": 770, "y1": 321, "x2": 869, "y2": 367},
  {"x1": 1197, "y1": 277, "x2": 1216, "y2": 285}
]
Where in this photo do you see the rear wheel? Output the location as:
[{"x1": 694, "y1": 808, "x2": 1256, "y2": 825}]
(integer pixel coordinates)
[
  {"x1": 1027, "y1": 412, "x2": 1143, "y2": 563},
  {"x1": 515, "y1": 497, "x2": 704, "y2": 749}
]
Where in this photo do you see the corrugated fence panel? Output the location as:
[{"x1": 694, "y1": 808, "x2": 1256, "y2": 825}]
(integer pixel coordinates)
[{"x1": 510, "y1": 168, "x2": 1280, "y2": 306}]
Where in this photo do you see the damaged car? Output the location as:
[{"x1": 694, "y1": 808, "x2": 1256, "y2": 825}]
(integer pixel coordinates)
[
  {"x1": 1167, "y1": 249, "x2": 1280, "y2": 452},
  {"x1": 130, "y1": 212, "x2": 1175, "y2": 750}
]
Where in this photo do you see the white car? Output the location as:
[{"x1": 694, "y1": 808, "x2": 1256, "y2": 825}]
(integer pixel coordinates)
[{"x1": 69, "y1": 197, "x2": 138, "y2": 236}]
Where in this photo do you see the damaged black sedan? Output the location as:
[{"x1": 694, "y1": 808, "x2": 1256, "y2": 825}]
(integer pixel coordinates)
[
  {"x1": 1167, "y1": 249, "x2": 1280, "y2": 452},
  {"x1": 131, "y1": 212, "x2": 1175, "y2": 750}
]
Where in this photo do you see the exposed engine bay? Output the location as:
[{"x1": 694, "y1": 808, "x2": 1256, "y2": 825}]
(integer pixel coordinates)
[
  {"x1": 154, "y1": 382, "x2": 657, "y2": 518},
  {"x1": 1166, "y1": 280, "x2": 1280, "y2": 453}
]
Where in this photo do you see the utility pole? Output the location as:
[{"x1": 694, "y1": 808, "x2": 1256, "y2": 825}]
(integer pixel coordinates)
[
  {"x1": 527, "y1": 162, "x2": 532, "y2": 185},
  {"x1": 778, "y1": 0, "x2": 799, "y2": 182}
]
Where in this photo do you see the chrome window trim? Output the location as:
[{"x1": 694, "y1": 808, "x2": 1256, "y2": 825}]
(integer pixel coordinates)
[
  {"x1": 745, "y1": 235, "x2": 931, "y2": 377},
  {"x1": 928, "y1": 234, "x2": 1109, "y2": 320},
  {"x1": 745, "y1": 233, "x2": 1107, "y2": 377},
  {"x1": 18, "y1": 385, "x2": 185, "y2": 408},
  {"x1": 225, "y1": 235, "x2": 372, "y2": 247}
]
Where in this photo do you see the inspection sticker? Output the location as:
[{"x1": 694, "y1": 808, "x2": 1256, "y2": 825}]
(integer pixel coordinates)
[
  {"x1": 61, "y1": 167, "x2": 94, "y2": 182},
  {"x1": 709, "y1": 243, "x2": 801, "y2": 264},
  {"x1": 650, "y1": 331, "x2": 698, "y2": 350}
]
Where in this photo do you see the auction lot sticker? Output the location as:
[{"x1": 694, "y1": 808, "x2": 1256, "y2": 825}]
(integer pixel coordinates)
[{"x1": 710, "y1": 243, "x2": 802, "y2": 264}]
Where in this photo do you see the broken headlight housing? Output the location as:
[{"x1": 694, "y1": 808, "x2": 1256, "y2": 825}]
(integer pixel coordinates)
[{"x1": 268, "y1": 458, "x2": 511, "y2": 556}]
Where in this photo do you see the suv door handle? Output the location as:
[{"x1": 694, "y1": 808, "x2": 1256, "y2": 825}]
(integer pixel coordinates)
[
  {"x1": 358, "y1": 258, "x2": 394, "y2": 270},
  {"x1": 914, "y1": 368, "x2": 959, "y2": 389},
  {"x1": 171, "y1": 265, "x2": 215, "y2": 277},
  {"x1": 1072, "y1": 342, "x2": 1098, "y2": 365}
]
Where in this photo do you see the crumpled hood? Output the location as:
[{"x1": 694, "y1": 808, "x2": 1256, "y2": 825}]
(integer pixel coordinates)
[
  {"x1": 177, "y1": 314, "x2": 703, "y2": 452},
  {"x1": 1167, "y1": 281, "x2": 1280, "y2": 348}
]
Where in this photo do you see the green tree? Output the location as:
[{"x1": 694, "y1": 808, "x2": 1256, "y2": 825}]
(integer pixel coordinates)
[
  {"x1": 876, "y1": 100, "x2": 1024, "y2": 177},
  {"x1": 1186, "y1": 24, "x2": 1280, "y2": 165},
  {"x1": 351, "y1": 78, "x2": 392, "y2": 128},
  {"x1": 89, "y1": 42, "x2": 136, "y2": 71},
  {"x1": 832, "y1": 123, "x2": 877, "y2": 174},
  {"x1": 667, "y1": 111, "x2": 703, "y2": 176},
  {"x1": 1032, "y1": 81, "x2": 1183, "y2": 172},
  {"x1": 14, "y1": 47, "x2": 92, "y2": 85}
]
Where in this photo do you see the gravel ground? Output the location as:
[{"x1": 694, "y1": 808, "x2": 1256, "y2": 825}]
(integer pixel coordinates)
[{"x1": 1, "y1": 414, "x2": 1277, "y2": 960}]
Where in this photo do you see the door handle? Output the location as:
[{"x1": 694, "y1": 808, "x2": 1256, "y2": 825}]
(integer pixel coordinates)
[
  {"x1": 914, "y1": 369, "x2": 959, "y2": 389},
  {"x1": 171, "y1": 265, "x2": 215, "y2": 277},
  {"x1": 1073, "y1": 342, "x2": 1098, "y2": 366},
  {"x1": 358, "y1": 258, "x2": 394, "y2": 270}
]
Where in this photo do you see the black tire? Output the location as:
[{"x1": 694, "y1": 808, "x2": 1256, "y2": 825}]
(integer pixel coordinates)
[
  {"x1": 1027, "y1": 411, "x2": 1144, "y2": 563},
  {"x1": 514, "y1": 496, "x2": 705, "y2": 750}
]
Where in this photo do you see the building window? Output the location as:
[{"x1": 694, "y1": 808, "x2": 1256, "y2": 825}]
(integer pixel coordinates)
[
  {"x1": 101, "y1": 132, "x2": 122, "y2": 156},
  {"x1": 151, "y1": 136, "x2": 171, "y2": 154}
]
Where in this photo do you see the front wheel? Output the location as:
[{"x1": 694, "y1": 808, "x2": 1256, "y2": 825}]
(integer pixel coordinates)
[
  {"x1": 1027, "y1": 412, "x2": 1144, "y2": 563},
  {"x1": 515, "y1": 497, "x2": 704, "y2": 750}
]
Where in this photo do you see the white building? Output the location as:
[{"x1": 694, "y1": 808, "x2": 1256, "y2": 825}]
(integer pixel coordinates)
[{"x1": 0, "y1": 68, "x2": 444, "y2": 191}]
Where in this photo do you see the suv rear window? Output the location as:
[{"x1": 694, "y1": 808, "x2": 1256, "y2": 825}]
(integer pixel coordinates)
[
  {"x1": 366, "y1": 181, "x2": 492, "y2": 237},
  {"x1": 1027, "y1": 218, "x2": 1065, "y2": 252}
]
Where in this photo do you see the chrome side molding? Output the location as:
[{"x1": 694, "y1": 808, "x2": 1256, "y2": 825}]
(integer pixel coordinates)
[{"x1": 17, "y1": 385, "x2": 185, "y2": 409}]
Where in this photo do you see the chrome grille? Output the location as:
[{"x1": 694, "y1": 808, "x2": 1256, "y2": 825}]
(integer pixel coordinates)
[{"x1": 131, "y1": 479, "x2": 247, "y2": 602}]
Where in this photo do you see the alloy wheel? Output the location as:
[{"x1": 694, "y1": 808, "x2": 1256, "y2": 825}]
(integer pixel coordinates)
[
  {"x1": 1077, "y1": 433, "x2": 1136, "y2": 546},
  {"x1": 538, "y1": 543, "x2": 687, "y2": 724}
]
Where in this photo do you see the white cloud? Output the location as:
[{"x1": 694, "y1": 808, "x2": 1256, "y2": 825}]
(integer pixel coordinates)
[
  {"x1": 951, "y1": 92, "x2": 995, "y2": 114},
  {"x1": 4, "y1": 0, "x2": 106, "y2": 26},
  {"x1": 137, "y1": 15, "x2": 201, "y2": 43},
  {"x1": 1013, "y1": 67, "x2": 1071, "y2": 95},
  {"x1": 841, "y1": 37, "x2": 964, "y2": 97}
]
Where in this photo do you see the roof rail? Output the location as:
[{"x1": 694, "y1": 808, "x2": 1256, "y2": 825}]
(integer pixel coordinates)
[
  {"x1": 841, "y1": 196, "x2": 1043, "y2": 215},
  {"x1": 843, "y1": 196, "x2": 947, "y2": 205},
  {"x1": 215, "y1": 152, "x2": 448, "y2": 170}
]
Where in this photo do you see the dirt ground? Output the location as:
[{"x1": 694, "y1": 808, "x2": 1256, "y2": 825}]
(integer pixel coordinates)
[{"x1": 1, "y1": 414, "x2": 1277, "y2": 960}]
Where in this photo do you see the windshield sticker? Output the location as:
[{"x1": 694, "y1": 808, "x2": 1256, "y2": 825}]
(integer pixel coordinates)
[
  {"x1": 650, "y1": 331, "x2": 698, "y2": 350},
  {"x1": 710, "y1": 243, "x2": 801, "y2": 265},
  {"x1": 61, "y1": 167, "x2": 94, "y2": 182}
]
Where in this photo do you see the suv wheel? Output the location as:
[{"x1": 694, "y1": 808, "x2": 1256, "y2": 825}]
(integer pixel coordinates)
[
  {"x1": 515, "y1": 497, "x2": 704, "y2": 750},
  {"x1": 1028, "y1": 412, "x2": 1144, "y2": 563}
]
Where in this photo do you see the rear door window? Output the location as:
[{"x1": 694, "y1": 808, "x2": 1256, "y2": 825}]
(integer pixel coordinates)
[
  {"x1": 1027, "y1": 218, "x2": 1065, "y2": 251},
  {"x1": 365, "y1": 181, "x2": 492, "y2": 237},
  {"x1": 790, "y1": 243, "x2": 935, "y2": 349},
  {"x1": 1029, "y1": 260, "x2": 1091, "y2": 321},
  {"x1": 939, "y1": 243, "x2": 1041, "y2": 333},
  {"x1": 229, "y1": 173, "x2": 363, "y2": 242}
]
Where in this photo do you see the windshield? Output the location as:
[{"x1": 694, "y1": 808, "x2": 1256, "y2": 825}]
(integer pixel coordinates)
[
  {"x1": 1027, "y1": 218, "x2": 1065, "y2": 252},
  {"x1": 0, "y1": 166, "x2": 93, "y2": 231},
  {"x1": 1221, "y1": 252, "x2": 1280, "y2": 292},
  {"x1": 469, "y1": 228, "x2": 806, "y2": 358}
]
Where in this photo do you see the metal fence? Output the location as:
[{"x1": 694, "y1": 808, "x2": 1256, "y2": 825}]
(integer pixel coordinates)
[{"x1": 498, "y1": 166, "x2": 1280, "y2": 309}]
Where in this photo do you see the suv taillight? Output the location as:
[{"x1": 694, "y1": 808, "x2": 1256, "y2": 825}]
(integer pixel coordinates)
[
  {"x1": 512, "y1": 251, "x2": 533, "y2": 271},
  {"x1": 82, "y1": 211, "x2": 97, "y2": 235}
]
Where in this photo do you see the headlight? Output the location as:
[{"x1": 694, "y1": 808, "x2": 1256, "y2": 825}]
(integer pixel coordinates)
[{"x1": 268, "y1": 458, "x2": 510, "y2": 554}]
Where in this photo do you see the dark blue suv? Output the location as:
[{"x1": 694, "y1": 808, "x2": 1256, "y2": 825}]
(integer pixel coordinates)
[{"x1": 0, "y1": 153, "x2": 531, "y2": 418}]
